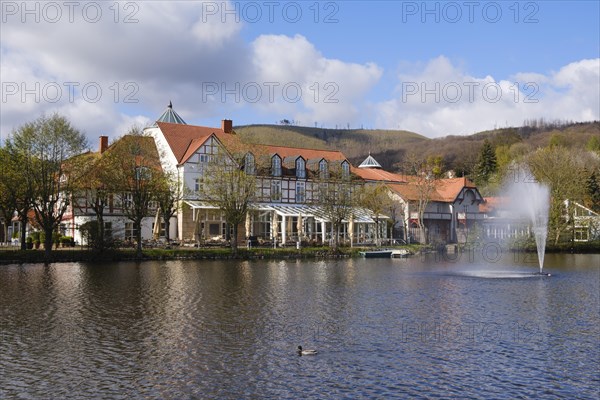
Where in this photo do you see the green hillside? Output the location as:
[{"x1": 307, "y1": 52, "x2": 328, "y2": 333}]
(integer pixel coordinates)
[{"x1": 235, "y1": 121, "x2": 600, "y2": 173}]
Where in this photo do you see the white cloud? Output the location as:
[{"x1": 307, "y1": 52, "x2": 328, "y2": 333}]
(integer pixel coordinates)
[
  {"x1": 250, "y1": 34, "x2": 382, "y2": 127},
  {"x1": 1, "y1": 2, "x2": 597, "y2": 143},
  {"x1": 0, "y1": 1, "x2": 249, "y2": 142},
  {"x1": 375, "y1": 57, "x2": 600, "y2": 137}
]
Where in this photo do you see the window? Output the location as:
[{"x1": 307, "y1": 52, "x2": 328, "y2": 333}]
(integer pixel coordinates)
[
  {"x1": 194, "y1": 178, "x2": 201, "y2": 192},
  {"x1": 135, "y1": 166, "x2": 151, "y2": 181},
  {"x1": 245, "y1": 153, "x2": 255, "y2": 175},
  {"x1": 272, "y1": 155, "x2": 282, "y2": 177},
  {"x1": 104, "y1": 222, "x2": 113, "y2": 238},
  {"x1": 125, "y1": 222, "x2": 137, "y2": 241},
  {"x1": 152, "y1": 222, "x2": 166, "y2": 237},
  {"x1": 271, "y1": 180, "x2": 281, "y2": 201},
  {"x1": 296, "y1": 182, "x2": 305, "y2": 203},
  {"x1": 209, "y1": 223, "x2": 221, "y2": 236},
  {"x1": 341, "y1": 161, "x2": 350, "y2": 180},
  {"x1": 296, "y1": 157, "x2": 306, "y2": 178},
  {"x1": 319, "y1": 159, "x2": 328, "y2": 179},
  {"x1": 122, "y1": 193, "x2": 133, "y2": 209}
]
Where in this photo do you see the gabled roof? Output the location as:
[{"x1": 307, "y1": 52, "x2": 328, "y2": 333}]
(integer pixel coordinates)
[
  {"x1": 156, "y1": 122, "x2": 242, "y2": 164},
  {"x1": 351, "y1": 166, "x2": 408, "y2": 183},
  {"x1": 479, "y1": 197, "x2": 509, "y2": 213},
  {"x1": 358, "y1": 154, "x2": 382, "y2": 169},
  {"x1": 153, "y1": 101, "x2": 186, "y2": 126},
  {"x1": 258, "y1": 144, "x2": 348, "y2": 162},
  {"x1": 387, "y1": 177, "x2": 480, "y2": 203}
]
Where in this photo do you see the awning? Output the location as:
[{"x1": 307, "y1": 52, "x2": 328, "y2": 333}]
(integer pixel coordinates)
[
  {"x1": 184, "y1": 200, "x2": 220, "y2": 210},
  {"x1": 184, "y1": 200, "x2": 387, "y2": 224}
]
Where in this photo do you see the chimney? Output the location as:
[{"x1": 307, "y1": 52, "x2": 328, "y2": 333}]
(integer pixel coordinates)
[
  {"x1": 221, "y1": 119, "x2": 233, "y2": 134},
  {"x1": 99, "y1": 136, "x2": 108, "y2": 154}
]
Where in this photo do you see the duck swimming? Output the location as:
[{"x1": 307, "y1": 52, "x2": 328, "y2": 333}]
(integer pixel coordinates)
[{"x1": 297, "y1": 346, "x2": 317, "y2": 355}]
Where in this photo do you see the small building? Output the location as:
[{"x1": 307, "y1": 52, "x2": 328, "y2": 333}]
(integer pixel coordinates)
[
  {"x1": 565, "y1": 200, "x2": 600, "y2": 242},
  {"x1": 353, "y1": 155, "x2": 485, "y2": 244}
]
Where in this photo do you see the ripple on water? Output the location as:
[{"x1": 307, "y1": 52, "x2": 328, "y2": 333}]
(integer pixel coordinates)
[{"x1": 0, "y1": 258, "x2": 598, "y2": 399}]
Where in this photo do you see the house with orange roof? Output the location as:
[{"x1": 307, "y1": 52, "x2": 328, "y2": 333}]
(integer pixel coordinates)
[
  {"x1": 145, "y1": 103, "x2": 382, "y2": 246},
  {"x1": 60, "y1": 134, "x2": 166, "y2": 246},
  {"x1": 353, "y1": 155, "x2": 485, "y2": 244}
]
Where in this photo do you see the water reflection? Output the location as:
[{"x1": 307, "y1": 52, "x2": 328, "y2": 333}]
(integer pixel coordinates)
[{"x1": 1, "y1": 254, "x2": 598, "y2": 399}]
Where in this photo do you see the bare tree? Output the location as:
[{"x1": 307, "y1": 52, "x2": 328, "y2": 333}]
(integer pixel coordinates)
[
  {"x1": 202, "y1": 152, "x2": 257, "y2": 255},
  {"x1": 155, "y1": 171, "x2": 185, "y2": 243},
  {"x1": 315, "y1": 164, "x2": 356, "y2": 252},
  {"x1": 355, "y1": 182, "x2": 394, "y2": 246},
  {"x1": 403, "y1": 154, "x2": 438, "y2": 244},
  {"x1": 103, "y1": 128, "x2": 164, "y2": 258},
  {"x1": 71, "y1": 152, "x2": 113, "y2": 250}
]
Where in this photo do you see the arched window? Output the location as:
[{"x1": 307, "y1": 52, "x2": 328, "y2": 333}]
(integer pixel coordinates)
[
  {"x1": 296, "y1": 157, "x2": 306, "y2": 178},
  {"x1": 319, "y1": 159, "x2": 328, "y2": 179},
  {"x1": 272, "y1": 155, "x2": 282, "y2": 177},
  {"x1": 341, "y1": 161, "x2": 350, "y2": 180},
  {"x1": 245, "y1": 153, "x2": 255, "y2": 175}
]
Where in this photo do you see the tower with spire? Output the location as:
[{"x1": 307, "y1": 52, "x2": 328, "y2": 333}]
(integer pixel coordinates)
[{"x1": 153, "y1": 101, "x2": 187, "y2": 126}]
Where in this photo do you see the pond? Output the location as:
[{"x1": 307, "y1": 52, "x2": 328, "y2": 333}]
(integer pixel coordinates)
[{"x1": 1, "y1": 253, "x2": 598, "y2": 399}]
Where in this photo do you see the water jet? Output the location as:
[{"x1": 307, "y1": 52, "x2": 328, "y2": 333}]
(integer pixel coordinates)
[{"x1": 505, "y1": 166, "x2": 550, "y2": 274}]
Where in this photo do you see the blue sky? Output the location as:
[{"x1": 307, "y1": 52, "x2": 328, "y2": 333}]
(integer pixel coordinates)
[{"x1": 1, "y1": 1, "x2": 598, "y2": 144}]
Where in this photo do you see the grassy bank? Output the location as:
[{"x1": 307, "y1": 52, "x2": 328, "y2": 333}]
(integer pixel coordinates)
[
  {"x1": 0, "y1": 245, "x2": 392, "y2": 265},
  {"x1": 0, "y1": 242, "x2": 594, "y2": 265}
]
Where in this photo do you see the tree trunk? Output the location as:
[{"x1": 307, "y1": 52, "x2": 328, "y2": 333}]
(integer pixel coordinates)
[
  {"x1": 231, "y1": 223, "x2": 238, "y2": 256},
  {"x1": 332, "y1": 222, "x2": 340, "y2": 252},
  {"x1": 163, "y1": 213, "x2": 171, "y2": 242},
  {"x1": 97, "y1": 214, "x2": 105, "y2": 251},
  {"x1": 20, "y1": 219, "x2": 27, "y2": 251},
  {"x1": 43, "y1": 226, "x2": 53, "y2": 262},
  {"x1": 135, "y1": 220, "x2": 143, "y2": 259}
]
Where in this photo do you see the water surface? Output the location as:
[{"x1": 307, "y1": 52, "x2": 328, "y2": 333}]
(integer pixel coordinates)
[{"x1": 1, "y1": 253, "x2": 598, "y2": 398}]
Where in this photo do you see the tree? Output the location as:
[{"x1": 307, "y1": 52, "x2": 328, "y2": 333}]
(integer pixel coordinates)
[
  {"x1": 103, "y1": 128, "x2": 164, "y2": 258},
  {"x1": 527, "y1": 146, "x2": 589, "y2": 244},
  {"x1": 9, "y1": 114, "x2": 88, "y2": 259},
  {"x1": 202, "y1": 152, "x2": 257, "y2": 255},
  {"x1": 586, "y1": 135, "x2": 600, "y2": 154},
  {"x1": 1, "y1": 142, "x2": 37, "y2": 250},
  {"x1": 315, "y1": 164, "x2": 356, "y2": 252},
  {"x1": 586, "y1": 171, "x2": 600, "y2": 212},
  {"x1": 355, "y1": 182, "x2": 393, "y2": 246},
  {"x1": 475, "y1": 139, "x2": 497, "y2": 186},
  {"x1": 402, "y1": 155, "x2": 438, "y2": 245},
  {"x1": 71, "y1": 152, "x2": 113, "y2": 250},
  {"x1": 155, "y1": 172, "x2": 185, "y2": 243}
]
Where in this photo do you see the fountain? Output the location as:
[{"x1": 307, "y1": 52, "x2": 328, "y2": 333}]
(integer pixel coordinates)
[{"x1": 505, "y1": 166, "x2": 551, "y2": 274}]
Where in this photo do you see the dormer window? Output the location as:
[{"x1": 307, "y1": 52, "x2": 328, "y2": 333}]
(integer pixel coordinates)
[
  {"x1": 341, "y1": 161, "x2": 350, "y2": 180},
  {"x1": 319, "y1": 159, "x2": 328, "y2": 179},
  {"x1": 245, "y1": 153, "x2": 255, "y2": 175},
  {"x1": 272, "y1": 155, "x2": 282, "y2": 177},
  {"x1": 296, "y1": 157, "x2": 306, "y2": 178}
]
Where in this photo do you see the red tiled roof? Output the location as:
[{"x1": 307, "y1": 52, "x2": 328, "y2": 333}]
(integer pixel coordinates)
[
  {"x1": 157, "y1": 122, "x2": 349, "y2": 164},
  {"x1": 386, "y1": 177, "x2": 478, "y2": 203},
  {"x1": 157, "y1": 122, "x2": 243, "y2": 164},
  {"x1": 351, "y1": 166, "x2": 408, "y2": 183},
  {"x1": 479, "y1": 196, "x2": 508, "y2": 213},
  {"x1": 252, "y1": 144, "x2": 347, "y2": 162}
]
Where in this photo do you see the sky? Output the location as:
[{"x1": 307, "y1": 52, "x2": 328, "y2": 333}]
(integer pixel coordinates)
[{"x1": 1, "y1": 0, "x2": 599, "y2": 147}]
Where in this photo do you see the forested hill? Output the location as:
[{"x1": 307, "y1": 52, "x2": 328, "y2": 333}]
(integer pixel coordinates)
[{"x1": 235, "y1": 121, "x2": 600, "y2": 174}]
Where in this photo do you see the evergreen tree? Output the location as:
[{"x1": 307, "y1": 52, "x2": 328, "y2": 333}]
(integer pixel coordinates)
[
  {"x1": 475, "y1": 139, "x2": 497, "y2": 186},
  {"x1": 586, "y1": 171, "x2": 600, "y2": 212}
]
